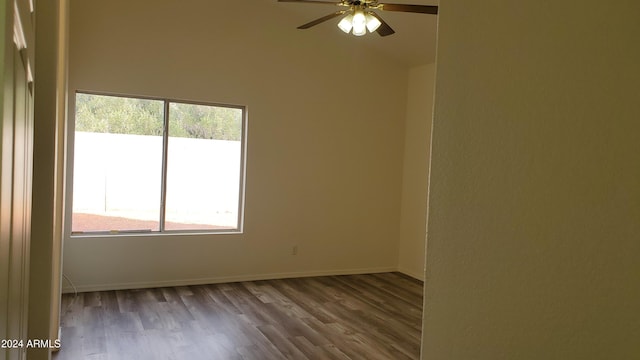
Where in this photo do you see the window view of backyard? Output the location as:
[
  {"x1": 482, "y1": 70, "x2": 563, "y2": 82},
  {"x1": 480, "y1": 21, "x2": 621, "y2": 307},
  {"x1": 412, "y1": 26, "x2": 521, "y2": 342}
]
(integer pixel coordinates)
[{"x1": 72, "y1": 93, "x2": 245, "y2": 234}]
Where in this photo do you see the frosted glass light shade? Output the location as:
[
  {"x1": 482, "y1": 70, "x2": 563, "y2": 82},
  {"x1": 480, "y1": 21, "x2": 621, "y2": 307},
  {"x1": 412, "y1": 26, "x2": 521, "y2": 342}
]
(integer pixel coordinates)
[
  {"x1": 365, "y1": 13, "x2": 381, "y2": 32},
  {"x1": 338, "y1": 14, "x2": 354, "y2": 33},
  {"x1": 352, "y1": 10, "x2": 367, "y2": 36}
]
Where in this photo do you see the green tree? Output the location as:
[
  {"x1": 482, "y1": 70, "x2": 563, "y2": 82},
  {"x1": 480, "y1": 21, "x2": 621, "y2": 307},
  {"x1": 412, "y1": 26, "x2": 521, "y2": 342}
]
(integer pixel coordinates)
[
  {"x1": 169, "y1": 103, "x2": 241, "y2": 141},
  {"x1": 76, "y1": 93, "x2": 163, "y2": 136},
  {"x1": 75, "y1": 93, "x2": 242, "y2": 141}
]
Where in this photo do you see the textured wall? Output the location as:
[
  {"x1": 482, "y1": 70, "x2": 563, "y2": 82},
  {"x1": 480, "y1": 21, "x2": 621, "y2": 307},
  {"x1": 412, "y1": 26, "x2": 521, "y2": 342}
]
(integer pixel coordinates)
[{"x1": 423, "y1": 1, "x2": 640, "y2": 358}]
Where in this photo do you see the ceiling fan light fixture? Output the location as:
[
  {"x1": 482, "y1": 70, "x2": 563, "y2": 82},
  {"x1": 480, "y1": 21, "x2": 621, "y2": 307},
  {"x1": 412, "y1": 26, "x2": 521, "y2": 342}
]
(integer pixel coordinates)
[
  {"x1": 283, "y1": 1, "x2": 438, "y2": 37},
  {"x1": 365, "y1": 13, "x2": 381, "y2": 32},
  {"x1": 338, "y1": 13, "x2": 354, "y2": 33},
  {"x1": 337, "y1": 9, "x2": 381, "y2": 36},
  {"x1": 351, "y1": 10, "x2": 367, "y2": 36}
]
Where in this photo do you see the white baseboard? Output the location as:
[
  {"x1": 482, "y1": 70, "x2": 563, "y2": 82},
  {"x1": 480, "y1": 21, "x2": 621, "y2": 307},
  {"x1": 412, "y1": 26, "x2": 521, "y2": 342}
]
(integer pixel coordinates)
[{"x1": 61, "y1": 266, "x2": 398, "y2": 293}]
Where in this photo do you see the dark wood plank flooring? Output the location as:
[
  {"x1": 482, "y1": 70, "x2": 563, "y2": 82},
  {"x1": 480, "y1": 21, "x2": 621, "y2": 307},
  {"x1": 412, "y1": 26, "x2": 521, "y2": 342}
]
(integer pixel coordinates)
[{"x1": 53, "y1": 272, "x2": 423, "y2": 360}]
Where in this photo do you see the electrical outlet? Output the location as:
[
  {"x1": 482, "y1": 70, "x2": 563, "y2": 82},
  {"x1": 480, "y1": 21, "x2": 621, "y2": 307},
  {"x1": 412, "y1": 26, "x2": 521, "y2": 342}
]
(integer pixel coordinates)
[{"x1": 292, "y1": 245, "x2": 298, "y2": 255}]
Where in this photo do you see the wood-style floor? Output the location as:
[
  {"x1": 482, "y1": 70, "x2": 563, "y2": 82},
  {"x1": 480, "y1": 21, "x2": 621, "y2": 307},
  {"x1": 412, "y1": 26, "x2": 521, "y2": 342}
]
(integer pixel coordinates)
[{"x1": 53, "y1": 272, "x2": 423, "y2": 360}]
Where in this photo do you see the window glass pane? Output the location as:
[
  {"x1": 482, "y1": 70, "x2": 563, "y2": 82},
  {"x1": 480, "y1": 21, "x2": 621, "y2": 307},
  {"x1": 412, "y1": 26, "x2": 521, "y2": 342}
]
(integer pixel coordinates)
[
  {"x1": 165, "y1": 102, "x2": 243, "y2": 231},
  {"x1": 72, "y1": 93, "x2": 164, "y2": 232}
]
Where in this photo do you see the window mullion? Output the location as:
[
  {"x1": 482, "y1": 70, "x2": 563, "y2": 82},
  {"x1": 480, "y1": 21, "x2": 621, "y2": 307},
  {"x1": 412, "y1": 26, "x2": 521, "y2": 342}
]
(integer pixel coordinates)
[{"x1": 159, "y1": 100, "x2": 170, "y2": 232}]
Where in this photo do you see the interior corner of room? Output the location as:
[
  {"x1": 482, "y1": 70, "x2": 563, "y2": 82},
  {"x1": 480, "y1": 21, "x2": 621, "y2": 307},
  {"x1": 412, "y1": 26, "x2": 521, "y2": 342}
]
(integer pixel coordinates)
[{"x1": 60, "y1": 0, "x2": 437, "y2": 294}]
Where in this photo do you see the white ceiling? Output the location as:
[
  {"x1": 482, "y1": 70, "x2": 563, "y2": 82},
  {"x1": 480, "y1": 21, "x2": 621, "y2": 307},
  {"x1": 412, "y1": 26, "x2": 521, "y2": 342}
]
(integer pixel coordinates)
[{"x1": 272, "y1": 0, "x2": 439, "y2": 67}]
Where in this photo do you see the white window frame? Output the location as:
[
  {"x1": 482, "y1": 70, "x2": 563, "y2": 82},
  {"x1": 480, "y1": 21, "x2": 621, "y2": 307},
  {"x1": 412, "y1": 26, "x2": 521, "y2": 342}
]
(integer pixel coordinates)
[{"x1": 65, "y1": 91, "x2": 247, "y2": 237}]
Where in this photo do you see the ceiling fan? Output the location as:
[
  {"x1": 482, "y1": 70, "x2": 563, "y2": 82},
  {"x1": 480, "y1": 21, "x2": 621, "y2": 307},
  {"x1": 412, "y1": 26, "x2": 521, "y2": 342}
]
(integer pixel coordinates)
[{"x1": 278, "y1": 0, "x2": 438, "y2": 37}]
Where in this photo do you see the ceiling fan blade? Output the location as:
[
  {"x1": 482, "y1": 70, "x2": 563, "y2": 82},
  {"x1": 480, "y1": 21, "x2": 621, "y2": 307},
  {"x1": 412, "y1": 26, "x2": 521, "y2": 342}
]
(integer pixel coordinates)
[
  {"x1": 278, "y1": 0, "x2": 342, "y2": 4},
  {"x1": 369, "y1": 12, "x2": 395, "y2": 37},
  {"x1": 297, "y1": 11, "x2": 346, "y2": 29},
  {"x1": 378, "y1": 3, "x2": 438, "y2": 14}
]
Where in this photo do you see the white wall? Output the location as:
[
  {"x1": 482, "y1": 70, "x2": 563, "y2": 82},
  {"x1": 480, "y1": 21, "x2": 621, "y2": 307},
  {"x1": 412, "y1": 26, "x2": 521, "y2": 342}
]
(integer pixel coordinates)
[
  {"x1": 398, "y1": 63, "x2": 435, "y2": 280},
  {"x1": 63, "y1": 0, "x2": 410, "y2": 291},
  {"x1": 423, "y1": 0, "x2": 640, "y2": 358},
  {"x1": 29, "y1": 0, "x2": 67, "y2": 359}
]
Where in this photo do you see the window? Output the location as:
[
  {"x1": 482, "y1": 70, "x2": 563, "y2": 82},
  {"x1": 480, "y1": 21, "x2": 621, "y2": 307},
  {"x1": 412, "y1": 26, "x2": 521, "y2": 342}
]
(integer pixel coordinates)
[{"x1": 71, "y1": 92, "x2": 246, "y2": 235}]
